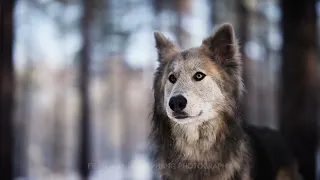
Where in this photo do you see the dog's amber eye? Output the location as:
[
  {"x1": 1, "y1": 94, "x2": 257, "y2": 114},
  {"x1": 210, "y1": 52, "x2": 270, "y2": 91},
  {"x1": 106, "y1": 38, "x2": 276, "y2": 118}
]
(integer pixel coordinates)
[
  {"x1": 168, "y1": 74, "x2": 177, "y2": 83},
  {"x1": 193, "y1": 72, "x2": 206, "y2": 81}
]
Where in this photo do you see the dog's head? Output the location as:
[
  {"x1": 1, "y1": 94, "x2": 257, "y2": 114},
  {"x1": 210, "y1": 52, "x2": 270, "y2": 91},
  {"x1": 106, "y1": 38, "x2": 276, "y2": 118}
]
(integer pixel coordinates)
[{"x1": 153, "y1": 23, "x2": 243, "y2": 125}]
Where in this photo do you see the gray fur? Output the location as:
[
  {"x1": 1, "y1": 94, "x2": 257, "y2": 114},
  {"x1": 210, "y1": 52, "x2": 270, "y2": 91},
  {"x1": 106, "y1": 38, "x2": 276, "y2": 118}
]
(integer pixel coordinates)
[{"x1": 149, "y1": 23, "x2": 300, "y2": 180}]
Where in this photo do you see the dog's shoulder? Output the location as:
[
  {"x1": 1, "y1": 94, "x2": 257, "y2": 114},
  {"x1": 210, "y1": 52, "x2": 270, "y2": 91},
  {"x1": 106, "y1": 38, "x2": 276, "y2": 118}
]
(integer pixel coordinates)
[{"x1": 243, "y1": 125, "x2": 302, "y2": 180}]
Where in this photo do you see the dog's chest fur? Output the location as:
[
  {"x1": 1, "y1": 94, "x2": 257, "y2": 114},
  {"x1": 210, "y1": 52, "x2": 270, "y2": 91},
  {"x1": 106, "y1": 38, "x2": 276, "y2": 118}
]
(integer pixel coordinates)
[
  {"x1": 172, "y1": 121, "x2": 219, "y2": 161},
  {"x1": 155, "y1": 119, "x2": 251, "y2": 180}
]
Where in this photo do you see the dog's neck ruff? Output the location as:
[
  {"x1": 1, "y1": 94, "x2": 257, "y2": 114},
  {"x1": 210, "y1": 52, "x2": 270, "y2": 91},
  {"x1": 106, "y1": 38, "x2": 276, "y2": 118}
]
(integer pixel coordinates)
[
  {"x1": 170, "y1": 112, "x2": 236, "y2": 161},
  {"x1": 153, "y1": 112, "x2": 251, "y2": 180}
]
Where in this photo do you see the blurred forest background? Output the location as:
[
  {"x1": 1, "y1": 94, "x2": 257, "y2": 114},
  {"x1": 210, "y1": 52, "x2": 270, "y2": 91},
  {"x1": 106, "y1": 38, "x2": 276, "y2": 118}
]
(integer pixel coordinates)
[{"x1": 1, "y1": 0, "x2": 320, "y2": 180}]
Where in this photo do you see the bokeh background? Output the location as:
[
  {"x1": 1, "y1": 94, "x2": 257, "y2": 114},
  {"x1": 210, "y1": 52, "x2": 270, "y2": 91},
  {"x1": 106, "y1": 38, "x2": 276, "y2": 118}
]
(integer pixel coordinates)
[{"x1": 1, "y1": 0, "x2": 319, "y2": 180}]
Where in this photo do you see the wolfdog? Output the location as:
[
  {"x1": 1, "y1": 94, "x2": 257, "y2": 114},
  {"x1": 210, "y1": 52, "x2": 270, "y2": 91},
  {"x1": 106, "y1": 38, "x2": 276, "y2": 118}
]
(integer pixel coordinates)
[{"x1": 149, "y1": 23, "x2": 302, "y2": 180}]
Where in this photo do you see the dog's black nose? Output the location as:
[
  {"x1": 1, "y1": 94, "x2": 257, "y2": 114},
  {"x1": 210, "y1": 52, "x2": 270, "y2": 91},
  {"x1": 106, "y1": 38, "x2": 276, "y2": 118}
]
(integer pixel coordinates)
[{"x1": 169, "y1": 95, "x2": 187, "y2": 112}]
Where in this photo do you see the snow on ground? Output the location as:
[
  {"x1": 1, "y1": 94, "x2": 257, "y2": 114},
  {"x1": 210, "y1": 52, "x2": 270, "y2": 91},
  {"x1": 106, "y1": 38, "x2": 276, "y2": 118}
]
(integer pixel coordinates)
[
  {"x1": 90, "y1": 153, "x2": 153, "y2": 180},
  {"x1": 128, "y1": 153, "x2": 152, "y2": 180},
  {"x1": 15, "y1": 153, "x2": 153, "y2": 180},
  {"x1": 90, "y1": 163, "x2": 127, "y2": 180}
]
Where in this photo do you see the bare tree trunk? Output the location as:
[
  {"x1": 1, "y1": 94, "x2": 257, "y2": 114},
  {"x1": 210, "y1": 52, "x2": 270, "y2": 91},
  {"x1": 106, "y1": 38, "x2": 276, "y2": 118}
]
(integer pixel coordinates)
[
  {"x1": 118, "y1": 59, "x2": 132, "y2": 179},
  {"x1": 52, "y1": 6, "x2": 68, "y2": 175},
  {"x1": 237, "y1": 0, "x2": 248, "y2": 57},
  {"x1": 236, "y1": 0, "x2": 250, "y2": 123},
  {"x1": 14, "y1": 62, "x2": 32, "y2": 178},
  {"x1": 174, "y1": 0, "x2": 187, "y2": 48},
  {"x1": 78, "y1": 0, "x2": 93, "y2": 179},
  {"x1": 53, "y1": 80, "x2": 66, "y2": 174},
  {"x1": 174, "y1": 0, "x2": 183, "y2": 47},
  {"x1": 209, "y1": 0, "x2": 216, "y2": 26},
  {"x1": 0, "y1": 0, "x2": 16, "y2": 179},
  {"x1": 280, "y1": 0, "x2": 318, "y2": 179}
]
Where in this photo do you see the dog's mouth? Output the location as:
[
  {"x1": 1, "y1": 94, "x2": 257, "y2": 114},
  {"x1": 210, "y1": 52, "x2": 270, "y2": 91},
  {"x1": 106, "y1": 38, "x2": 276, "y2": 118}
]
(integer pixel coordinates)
[
  {"x1": 173, "y1": 111, "x2": 188, "y2": 119},
  {"x1": 173, "y1": 111, "x2": 203, "y2": 120}
]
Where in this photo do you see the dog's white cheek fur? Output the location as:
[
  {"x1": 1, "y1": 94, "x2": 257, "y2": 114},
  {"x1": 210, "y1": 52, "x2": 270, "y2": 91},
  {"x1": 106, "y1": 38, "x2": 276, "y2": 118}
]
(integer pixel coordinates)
[{"x1": 183, "y1": 79, "x2": 225, "y2": 122}]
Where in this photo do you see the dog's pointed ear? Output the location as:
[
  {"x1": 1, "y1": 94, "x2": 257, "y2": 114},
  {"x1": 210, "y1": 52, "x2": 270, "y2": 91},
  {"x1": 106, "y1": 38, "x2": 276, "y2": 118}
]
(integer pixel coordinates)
[
  {"x1": 154, "y1": 31, "x2": 179, "y2": 63},
  {"x1": 201, "y1": 23, "x2": 239, "y2": 62}
]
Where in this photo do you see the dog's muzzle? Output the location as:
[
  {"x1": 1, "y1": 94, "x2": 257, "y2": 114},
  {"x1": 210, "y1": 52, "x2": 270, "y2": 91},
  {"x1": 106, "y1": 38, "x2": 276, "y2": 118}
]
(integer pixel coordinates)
[{"x1": 169, "y1": 95, "x2": 188, "y2": 119}]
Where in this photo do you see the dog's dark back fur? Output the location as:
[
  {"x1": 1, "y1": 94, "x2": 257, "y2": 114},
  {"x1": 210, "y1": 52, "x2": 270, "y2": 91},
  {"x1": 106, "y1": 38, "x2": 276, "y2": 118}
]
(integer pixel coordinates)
[{"x1": 149, "y1": 23, "x2": 302, "y2": 180}]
